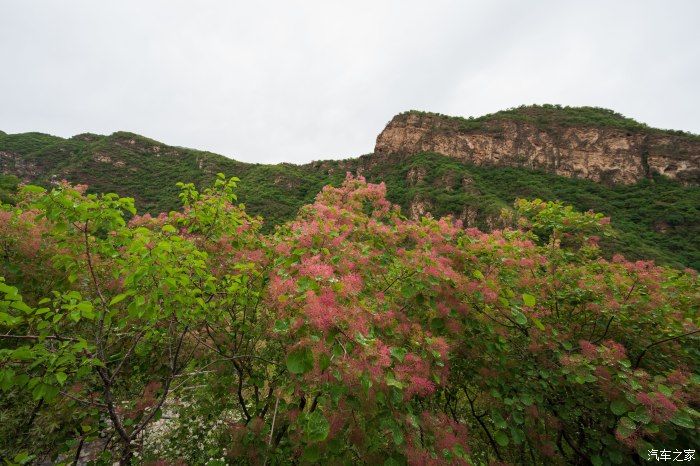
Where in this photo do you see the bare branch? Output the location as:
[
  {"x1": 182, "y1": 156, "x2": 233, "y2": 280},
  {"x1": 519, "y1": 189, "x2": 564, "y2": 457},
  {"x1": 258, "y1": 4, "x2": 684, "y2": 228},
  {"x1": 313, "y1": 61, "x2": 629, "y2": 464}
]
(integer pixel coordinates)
[{"x1": 634, "y1": 329, "x2": 699, "y2": 369}]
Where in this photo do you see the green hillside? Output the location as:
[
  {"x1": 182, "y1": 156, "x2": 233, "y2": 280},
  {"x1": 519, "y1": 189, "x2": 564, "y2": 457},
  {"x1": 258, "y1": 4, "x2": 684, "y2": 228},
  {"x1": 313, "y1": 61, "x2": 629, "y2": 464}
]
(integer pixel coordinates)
[
  {"x1": 404, "y1": 104, "x2": 700, "y2": 138},
  {"x1": 1, "y1": 118, "x2": 698, "y2": 269},
  {"x1": 343, "y1": 152, "x2": 699, "y2": 269}
]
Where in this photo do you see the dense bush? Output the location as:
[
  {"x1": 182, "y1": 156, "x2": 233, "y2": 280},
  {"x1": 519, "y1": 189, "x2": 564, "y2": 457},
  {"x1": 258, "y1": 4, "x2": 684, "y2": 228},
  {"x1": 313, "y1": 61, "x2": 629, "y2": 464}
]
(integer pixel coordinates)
[
  {"x1": 0, "y1": 175, "x2": 697, "y2": 465},
  {"x1": 345, "y1": 152, "x2": 700, "y2": 270},
  {"x1": 0, "y1": 174, "x2": 18, "y2": 205}
]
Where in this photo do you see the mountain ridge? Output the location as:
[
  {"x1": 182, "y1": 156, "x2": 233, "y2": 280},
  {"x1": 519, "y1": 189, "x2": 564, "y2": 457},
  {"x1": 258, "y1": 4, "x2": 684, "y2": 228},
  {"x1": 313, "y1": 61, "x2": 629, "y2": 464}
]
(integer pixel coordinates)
[
  {"x1": 1, "y1": 105, "x2": 699, "y2": 268},
  {"x1": 397, "y1": 105, "x2": 700, "y2": 138},
  {"x1": 375, "y1": 105, "x2": 700, "y2": 185}
]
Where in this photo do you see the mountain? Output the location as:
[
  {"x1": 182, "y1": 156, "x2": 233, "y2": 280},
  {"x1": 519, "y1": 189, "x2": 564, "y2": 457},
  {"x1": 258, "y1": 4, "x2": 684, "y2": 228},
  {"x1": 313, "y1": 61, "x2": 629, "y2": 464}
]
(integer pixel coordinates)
[
  {"x1": 376, "y1": 106, "x2": 700, "y2": 184},
  {"x1": 1, "y1": 105, "x2": 698, "y2": 269}
]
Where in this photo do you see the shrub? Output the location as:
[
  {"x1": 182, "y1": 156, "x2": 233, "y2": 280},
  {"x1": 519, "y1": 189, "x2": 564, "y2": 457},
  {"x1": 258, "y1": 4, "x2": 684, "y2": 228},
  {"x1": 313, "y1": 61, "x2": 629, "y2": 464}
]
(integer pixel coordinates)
[{"x1": 0, "y1": 175, "x2": 697, "y2": 464}]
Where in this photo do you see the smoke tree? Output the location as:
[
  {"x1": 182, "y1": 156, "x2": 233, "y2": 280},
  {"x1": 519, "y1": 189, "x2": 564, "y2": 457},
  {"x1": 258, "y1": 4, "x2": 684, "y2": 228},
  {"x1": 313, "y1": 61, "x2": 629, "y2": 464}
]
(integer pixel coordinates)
[{"x1": 0, "y1": 174, "x2": 697, "y2": 465}]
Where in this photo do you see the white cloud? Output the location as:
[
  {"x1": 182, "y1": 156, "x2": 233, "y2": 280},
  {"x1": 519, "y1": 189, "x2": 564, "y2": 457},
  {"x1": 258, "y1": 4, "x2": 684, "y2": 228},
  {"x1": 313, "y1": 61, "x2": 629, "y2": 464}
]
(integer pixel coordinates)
[{"x1": 1, "y1": 0, "x2": 698, "y2": 164}]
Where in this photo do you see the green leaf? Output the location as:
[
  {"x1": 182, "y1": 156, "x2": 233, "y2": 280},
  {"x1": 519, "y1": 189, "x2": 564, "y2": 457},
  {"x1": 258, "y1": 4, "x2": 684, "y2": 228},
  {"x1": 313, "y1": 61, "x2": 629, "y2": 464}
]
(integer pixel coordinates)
[
  {"x1": 77, "y1": 301, "x2": 94, "y2": 319},
  {"x1": 392, "y1": 426, "x2": 404, "y2": 446},
  {"x1": 429, "y1": 317, "x2": 445, "y2": 332},
  {"x1": 13, "y1": 451, "x2": 34, "y2": 465},
  {"x1": 360, "y1": 373, "x2": 372, "y2": 393},
  {"x1": 390, "y1": 347, "x2": 407, "y2": 362},
  {"x1": 301, "y1": 445, "x2": 320, "y2": 462},
  {"x1": 273, "y1": 319, "x2": 289, "y2": 333},
  {"x1": 0, "y1": 282, "x2": 17, "y2": 295},
  {"x1": 510, "y1": 427, "x2": 524, "y2": 445},
  {"x1": 0, "y1": 368, "x2": 16, "y2": 391},
  {"x1": 10, "y1": 300, "x2": 32, "y2": 313},
  {"x1": 11, "y1": 346, "x2": 34, "y2": 361},
  {"x1": 286, "y1": 347, "x2": 314, "y2": 375},
  {"x1": 531, "y1": 317, "x2": 545, "y2": 330},
  {"x1": 72, "y1": 339, "x2": 88, "y2": 352},
  {"x1": 304, "y1": 411, "x2": 330, "y2": 442},
  {"x1": 494, "y1": 430, "x2": 509, "y2": 447},
  {"x1": 318, "y1": 352, "x2": 331, "y2": 371},
  {"x1": 512, "y1": 311, "x2": 528, "y2": 326},
  {"x1": 628, "y1": 409, "x2": 650, "y2": 424},
  {"x1": 657, "y1": 384, "x2": 672, "y2": 397},
  {"x1": 55, "y1": 372, "x2": 67, "y2": 385},
  {"x1": 635, "y1": 440, "x2": 655, "y2": 462},
  {"x1": 670, "y1": 411, "x2": 694, "y2": 429},
  {"x1": 492, "y1": 412, "x2": 507, "y2": 429},
  {"x1": 386, "y1": 372, "x2": 404, "y2": 389},
  {"x1": 616, "y1": 417, "x2": 636, "y2": 439},
  {"x1": 610, "y1": 399, "x2": 628, "y2": 416},
  {"x1": 297, "y1": 276, "x2": 316, "y2": 292},
  {"x1": 109, "y1": 294, "x2": 128, "y2": 306},
  {"x1": 42, "y1": 384, "x2": 59, "y2": 401},
  {"x1": 522, "y1": 293, "x2": 536, "y2": 307}
]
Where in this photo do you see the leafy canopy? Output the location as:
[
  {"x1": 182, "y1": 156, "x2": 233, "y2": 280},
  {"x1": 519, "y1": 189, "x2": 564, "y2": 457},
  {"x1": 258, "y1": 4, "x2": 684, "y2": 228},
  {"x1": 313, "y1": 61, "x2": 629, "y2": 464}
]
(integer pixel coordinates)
[{"x1": 0, "y1": 174, "x2": 697, "y2": 465}]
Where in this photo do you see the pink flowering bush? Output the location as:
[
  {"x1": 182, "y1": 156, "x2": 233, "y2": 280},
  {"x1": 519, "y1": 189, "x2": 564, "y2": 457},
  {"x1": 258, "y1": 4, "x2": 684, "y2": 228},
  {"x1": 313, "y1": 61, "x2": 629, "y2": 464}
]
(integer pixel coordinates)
[{"x1": 0, "y1": 174, "x2": 697, "y2": 465}]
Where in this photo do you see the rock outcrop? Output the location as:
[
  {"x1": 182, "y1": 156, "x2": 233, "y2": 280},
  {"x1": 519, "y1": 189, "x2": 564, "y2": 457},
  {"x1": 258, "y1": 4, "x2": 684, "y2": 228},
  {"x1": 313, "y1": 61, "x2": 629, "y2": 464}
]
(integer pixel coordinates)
[
  {"x1": 375, "y1": 112, "x2": 700, "y2": 184},
  {"x1": 0, "y1": 150, "x2": 39, "y2": 179}
]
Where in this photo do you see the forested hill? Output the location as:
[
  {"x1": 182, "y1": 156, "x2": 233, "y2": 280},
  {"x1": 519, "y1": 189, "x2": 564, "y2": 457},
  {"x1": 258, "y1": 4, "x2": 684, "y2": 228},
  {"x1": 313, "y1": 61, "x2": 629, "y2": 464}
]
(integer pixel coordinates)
[{"x1": 0, "y1": 105, "x2": 698, "y2": 269}]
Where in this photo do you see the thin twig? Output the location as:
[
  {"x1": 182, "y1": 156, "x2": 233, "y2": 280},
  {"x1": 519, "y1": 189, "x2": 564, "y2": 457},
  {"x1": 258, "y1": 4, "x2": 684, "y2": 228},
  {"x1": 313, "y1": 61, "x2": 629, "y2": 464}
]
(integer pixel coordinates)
[
  {"x1": 269, "y1": 396, "x2": 280, "y2": 446},
  {"x1": 634, "y1": 329, "x2": 699, "y2": 369}
]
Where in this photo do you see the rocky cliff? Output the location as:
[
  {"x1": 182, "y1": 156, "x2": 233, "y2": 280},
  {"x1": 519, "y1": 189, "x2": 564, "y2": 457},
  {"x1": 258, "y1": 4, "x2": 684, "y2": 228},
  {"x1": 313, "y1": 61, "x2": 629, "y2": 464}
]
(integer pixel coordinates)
[{"x1": 375, "y1": 110, "x2": 700, "y2": 184}]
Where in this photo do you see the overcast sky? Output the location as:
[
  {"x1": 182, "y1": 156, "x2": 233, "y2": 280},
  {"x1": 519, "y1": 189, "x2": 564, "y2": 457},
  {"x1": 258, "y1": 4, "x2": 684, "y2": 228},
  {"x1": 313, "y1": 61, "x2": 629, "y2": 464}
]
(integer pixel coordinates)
[{"x1": 1, "y1": 1, "x2": 698, "y2": 164}]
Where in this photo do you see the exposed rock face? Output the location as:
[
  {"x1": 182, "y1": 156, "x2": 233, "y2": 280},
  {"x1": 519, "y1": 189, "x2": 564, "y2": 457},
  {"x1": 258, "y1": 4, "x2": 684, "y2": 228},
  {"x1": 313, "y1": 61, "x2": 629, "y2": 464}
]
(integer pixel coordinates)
[
  {"x1": 408, "y1": 197, "x2": 432, "y2": 220},
  {"x1": 0, "y1": 150, "x2": 40, "y2": 180},
  {"x1": 375, "y1": 113, "x2": 700, "y2": 184}
]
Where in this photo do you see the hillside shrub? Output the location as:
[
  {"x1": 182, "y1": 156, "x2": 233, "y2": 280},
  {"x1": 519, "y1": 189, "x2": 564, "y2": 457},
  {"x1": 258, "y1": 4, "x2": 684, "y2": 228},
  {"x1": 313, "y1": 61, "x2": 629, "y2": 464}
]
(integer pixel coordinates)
[{"x1": 0, "y1": 175, "x2": 697, "y2": 465}]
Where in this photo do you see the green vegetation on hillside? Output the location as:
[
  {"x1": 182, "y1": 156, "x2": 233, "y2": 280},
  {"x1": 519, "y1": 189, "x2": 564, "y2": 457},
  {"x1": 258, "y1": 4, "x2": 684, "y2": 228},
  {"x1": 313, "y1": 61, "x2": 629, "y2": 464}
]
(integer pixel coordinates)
[
  {"x1": 1, "y1": 109, "x2": 698, "y2": 269},
  {"x1": 0, "y1": 132, "x2": 65, "y2": 153},
  {"x1": 404, "y1": 104, "x2": 700, "y2": 139},
  {"x1": 0, "y1": 175, "x2": 19, "y2": 205},
  {"x1": 325, "y1": 153, "x2": 700, "y2": 270},
  {"x1": 0, "y1": 130, "x2": 341, "y2": 222}
]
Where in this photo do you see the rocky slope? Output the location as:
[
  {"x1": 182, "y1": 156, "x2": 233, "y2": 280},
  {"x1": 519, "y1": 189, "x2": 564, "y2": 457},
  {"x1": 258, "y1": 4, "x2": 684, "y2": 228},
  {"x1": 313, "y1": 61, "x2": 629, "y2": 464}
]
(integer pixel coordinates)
[{"x1": 375, "y1": 108, "x2": 700, "y2": 185}]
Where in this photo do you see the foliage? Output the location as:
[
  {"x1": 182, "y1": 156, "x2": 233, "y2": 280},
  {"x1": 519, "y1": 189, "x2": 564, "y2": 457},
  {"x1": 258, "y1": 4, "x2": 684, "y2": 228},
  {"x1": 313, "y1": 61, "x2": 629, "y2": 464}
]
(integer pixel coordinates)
[
  {"x1": 0, "y1": 175, "x2": 258, "y2": 463},
  {"x1": 347, "y1": 152, "x2": 700, "y2": 270},
  {"x1": 403, "y1": 104, "x2": 700, "y2": 139},
  {"x1": 0, "y1": 175, "x2": 697, "y2": 465},
  {"x1": 1, "y1": 126, "x2": 698, "y2": 269},
  {"x1": 0, "y1": 174, "x2": 18, "y2": 205}
]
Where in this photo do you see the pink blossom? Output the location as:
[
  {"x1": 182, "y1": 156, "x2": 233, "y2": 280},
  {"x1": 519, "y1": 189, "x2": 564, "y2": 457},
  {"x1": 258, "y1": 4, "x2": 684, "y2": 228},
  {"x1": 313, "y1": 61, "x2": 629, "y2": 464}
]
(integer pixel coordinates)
[
  {"x1": 519, "y1": 257, "x2": 535, "y2": 268},
  {"x1": 405, "y1": 376, "x2": 435, "y2": 398},
  {"x1": 340, "y1": 273, "x2": 363, "y2": 296},
  {"x1": 304, "y1": 288, "x2": 337, "y2": 331},
  {"x1": 579, "y1": 340, "x2": 598, "y2": 359},
  {"x1": 298, "y1": 254, "x2": 334, "y2": 280}
]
